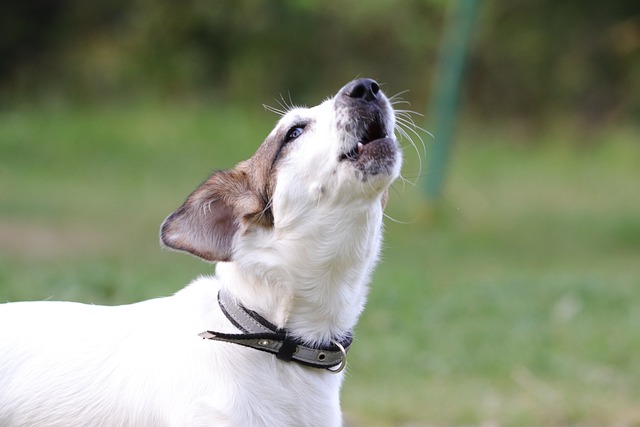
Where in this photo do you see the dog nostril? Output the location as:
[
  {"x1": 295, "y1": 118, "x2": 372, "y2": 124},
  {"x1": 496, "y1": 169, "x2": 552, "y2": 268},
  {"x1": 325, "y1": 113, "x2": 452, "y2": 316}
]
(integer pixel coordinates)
[
  {"x1": 347, "y1": 78, "x2": 380, "y2": 102},
  {"x1": 370, "y1": 81, "x2": 380, "y2": 95}
]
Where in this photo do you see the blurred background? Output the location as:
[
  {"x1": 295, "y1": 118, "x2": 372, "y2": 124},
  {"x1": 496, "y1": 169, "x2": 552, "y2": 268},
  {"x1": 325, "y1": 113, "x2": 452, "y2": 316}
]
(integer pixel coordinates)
[{"x1": 1, "y1": 0, "x2": 639, "y2": 425}]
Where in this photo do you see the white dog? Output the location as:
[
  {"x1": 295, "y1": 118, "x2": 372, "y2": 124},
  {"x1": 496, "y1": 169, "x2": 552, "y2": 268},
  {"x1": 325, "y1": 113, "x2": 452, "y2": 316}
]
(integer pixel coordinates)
[{"x1": 0, "y1": 78, "x2": 402, "y2": 427}]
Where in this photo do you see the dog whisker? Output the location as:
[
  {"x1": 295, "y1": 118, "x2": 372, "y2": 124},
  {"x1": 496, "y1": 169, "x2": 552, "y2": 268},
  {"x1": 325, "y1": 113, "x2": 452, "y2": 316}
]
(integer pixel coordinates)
[
  {"x1": 394, "y1": 117, "x2": 428, "y2": 187},
  {"x1": 263, "y1": 93, "x2": 306, "y2": 117},
  {"x1": 382, "y1": 211, "x2": 416, "y2": 225},
  {"x1": 390, "y1": 99, "x2": 412, "y2": 107},
  {"x1": 388, "y1": 90, "x2": 411, "y2": 103},
  {"x1": 263, "y1": 103, "x2": 288, "y2": 116}
]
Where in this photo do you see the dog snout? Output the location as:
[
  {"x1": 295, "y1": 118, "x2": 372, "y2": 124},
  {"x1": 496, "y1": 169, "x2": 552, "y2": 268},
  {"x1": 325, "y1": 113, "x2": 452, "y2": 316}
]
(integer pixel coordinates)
[{"x1": 341, "y1": 78, "x2": 381, "y2": 102}]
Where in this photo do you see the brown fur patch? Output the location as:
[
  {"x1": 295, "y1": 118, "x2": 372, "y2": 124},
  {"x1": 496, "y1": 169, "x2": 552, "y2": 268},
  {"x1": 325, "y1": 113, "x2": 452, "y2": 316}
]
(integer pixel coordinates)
[{"x1": 161, "y1": 130, "x2": 285, "y2": 262}]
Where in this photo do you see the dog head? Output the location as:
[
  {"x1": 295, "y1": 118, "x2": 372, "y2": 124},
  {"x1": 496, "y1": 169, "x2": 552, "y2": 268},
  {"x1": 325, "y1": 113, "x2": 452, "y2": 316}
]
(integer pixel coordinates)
[{"x1": 161, "y1": 78, "x2": 402, "y2": 263}]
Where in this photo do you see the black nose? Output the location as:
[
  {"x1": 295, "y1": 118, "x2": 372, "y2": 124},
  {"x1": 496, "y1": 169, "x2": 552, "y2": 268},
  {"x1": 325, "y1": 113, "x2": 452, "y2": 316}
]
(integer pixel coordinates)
[{"x1": 344, "y1": 78, "x2": 380, "y2": 102}]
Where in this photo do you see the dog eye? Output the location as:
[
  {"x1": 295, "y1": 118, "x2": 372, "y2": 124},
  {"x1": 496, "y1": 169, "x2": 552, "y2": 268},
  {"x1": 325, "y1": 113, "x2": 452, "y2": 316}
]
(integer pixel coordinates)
[{"x1": 285, "y1": 126, "x2": 305, "y2": 143}]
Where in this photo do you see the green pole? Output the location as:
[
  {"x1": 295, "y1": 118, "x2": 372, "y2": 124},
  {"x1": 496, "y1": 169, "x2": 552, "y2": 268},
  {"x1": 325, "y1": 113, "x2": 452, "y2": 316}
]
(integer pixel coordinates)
[{"x1": 424, "y1": 0, "x2": 480, "y2": 201}]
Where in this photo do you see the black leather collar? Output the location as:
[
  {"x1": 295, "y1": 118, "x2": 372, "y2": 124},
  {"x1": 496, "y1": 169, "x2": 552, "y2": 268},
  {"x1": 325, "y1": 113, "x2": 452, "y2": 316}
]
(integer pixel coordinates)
[{"x1": 198, "y1": 288, "x2": 351, "y2": 372}]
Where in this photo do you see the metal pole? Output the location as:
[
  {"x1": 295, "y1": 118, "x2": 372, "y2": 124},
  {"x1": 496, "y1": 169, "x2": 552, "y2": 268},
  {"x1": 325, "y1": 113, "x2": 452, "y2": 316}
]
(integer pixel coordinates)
[{"x1": 424, "y1": 0, "x2": 480, "y2": 201}]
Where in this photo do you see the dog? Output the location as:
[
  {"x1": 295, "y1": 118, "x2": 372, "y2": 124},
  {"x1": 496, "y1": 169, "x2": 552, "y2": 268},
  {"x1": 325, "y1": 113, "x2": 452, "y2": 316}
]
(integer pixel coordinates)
[{"x1": 0, "y1": 78, "x2": 402, "y2": 426}]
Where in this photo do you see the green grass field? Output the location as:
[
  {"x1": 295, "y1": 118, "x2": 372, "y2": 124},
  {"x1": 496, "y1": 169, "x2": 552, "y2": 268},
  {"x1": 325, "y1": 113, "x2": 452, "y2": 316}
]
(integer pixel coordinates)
[{"x1": 1, "y1": 104, "x2": 639, "y2": 426}]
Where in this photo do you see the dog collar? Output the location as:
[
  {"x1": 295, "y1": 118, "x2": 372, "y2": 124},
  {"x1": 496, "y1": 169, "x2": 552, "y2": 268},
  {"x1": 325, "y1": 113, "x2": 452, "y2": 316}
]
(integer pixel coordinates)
[{"x1": 198, "y1": 288, "x2": 351, "y2": 373}]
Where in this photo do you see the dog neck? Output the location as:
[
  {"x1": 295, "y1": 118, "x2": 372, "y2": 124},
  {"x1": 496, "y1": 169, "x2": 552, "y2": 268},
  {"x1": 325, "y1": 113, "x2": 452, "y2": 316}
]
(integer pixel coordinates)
[{"x1": 215, "y1": 199, "x2": 384, "y2": 345}]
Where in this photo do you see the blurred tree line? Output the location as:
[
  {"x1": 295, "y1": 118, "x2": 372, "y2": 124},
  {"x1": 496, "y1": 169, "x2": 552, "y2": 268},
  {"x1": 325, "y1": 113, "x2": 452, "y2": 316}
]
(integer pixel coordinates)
[{"x1": 1, "y1": 0, "x2": 638, "y2": 127}]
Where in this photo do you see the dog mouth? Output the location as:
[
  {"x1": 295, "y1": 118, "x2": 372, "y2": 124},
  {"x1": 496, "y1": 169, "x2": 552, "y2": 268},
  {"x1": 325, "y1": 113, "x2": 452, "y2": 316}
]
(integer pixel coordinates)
[{"x1": 340, "y1": 119, "x2": 393, "y2": 162}]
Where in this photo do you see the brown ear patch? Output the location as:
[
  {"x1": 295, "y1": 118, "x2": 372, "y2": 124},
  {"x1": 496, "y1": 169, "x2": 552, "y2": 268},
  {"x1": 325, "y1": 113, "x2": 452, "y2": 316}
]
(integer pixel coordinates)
[
  {"x1": 160, "y1": 168, "x2": 270, "y2": 262},
  {"x1": 161, "y1": 194, "x2": 238, "y2": 262}
]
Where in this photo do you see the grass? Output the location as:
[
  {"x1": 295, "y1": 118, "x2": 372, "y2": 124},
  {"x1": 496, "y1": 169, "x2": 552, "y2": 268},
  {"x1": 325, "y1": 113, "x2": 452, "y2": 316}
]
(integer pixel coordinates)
[{"x1": 1, "y1": 104, "x2": 639, "y2": 426}]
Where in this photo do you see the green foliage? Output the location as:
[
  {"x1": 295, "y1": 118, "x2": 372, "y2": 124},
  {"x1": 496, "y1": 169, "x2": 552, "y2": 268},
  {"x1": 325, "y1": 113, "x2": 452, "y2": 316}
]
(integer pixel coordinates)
[
  {"x1": 0, "y1": 0, "x2": 441, "y2": 107},
  {"x1": 1, "y1": 1, "x2": 638, "y2": 126}
]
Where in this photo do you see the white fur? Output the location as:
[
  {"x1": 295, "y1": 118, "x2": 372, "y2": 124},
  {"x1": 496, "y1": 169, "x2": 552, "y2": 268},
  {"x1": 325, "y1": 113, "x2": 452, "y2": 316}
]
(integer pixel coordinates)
[{"x1": 0, "y1": 80, "x2": 401, "y2": 427}]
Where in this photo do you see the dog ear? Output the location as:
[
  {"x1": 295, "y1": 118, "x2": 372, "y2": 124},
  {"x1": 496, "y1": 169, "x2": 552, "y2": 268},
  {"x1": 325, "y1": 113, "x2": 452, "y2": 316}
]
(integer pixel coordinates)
[{"x1": 160, "y1": 167, "x2": 268, "y2": 262}]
